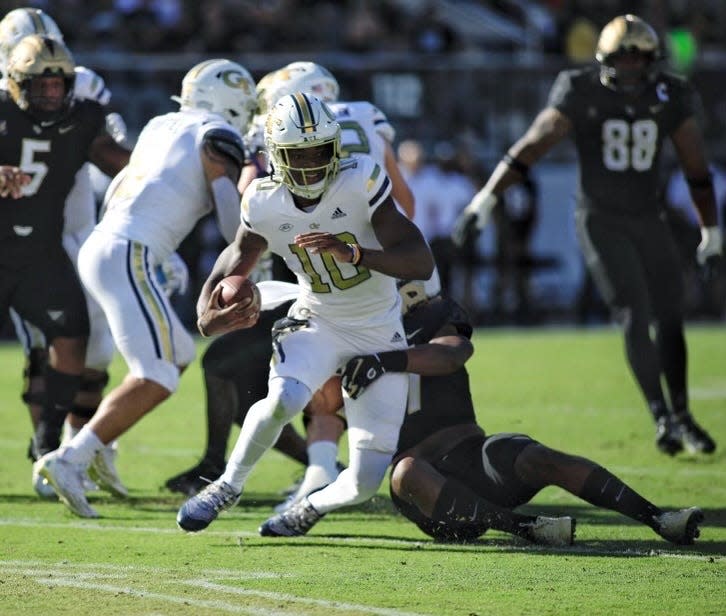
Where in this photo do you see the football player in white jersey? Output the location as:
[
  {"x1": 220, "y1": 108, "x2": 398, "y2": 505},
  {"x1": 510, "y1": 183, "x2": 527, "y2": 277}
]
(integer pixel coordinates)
[
  {"x1": 165, "y1": 62, "x2": 422, "y2": 499},
  {"x1": 254, "y1": 62, "x2": 447, "y2": 511},
  {"x1": 0, "y1": 7, "x2": 135, "y2": 499},
  {"x1": 175, "y1": 92, "x2": 434, "y2": 535},
  {"x1": 34, "y1": 59, "x2": 258, "y2": 518}
]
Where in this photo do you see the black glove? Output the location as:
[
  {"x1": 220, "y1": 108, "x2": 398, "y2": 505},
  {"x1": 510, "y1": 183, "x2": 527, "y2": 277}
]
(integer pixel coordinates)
[
  {"x1": 340, "y1": 351, "x2": 408, "y2": 400},
  {"x1": 701, "y1": 253, "x2": 724, "y2": 286}
]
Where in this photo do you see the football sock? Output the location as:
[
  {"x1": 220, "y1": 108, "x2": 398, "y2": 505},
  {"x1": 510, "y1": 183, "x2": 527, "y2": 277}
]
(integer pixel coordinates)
[
  {"x1": 307, "y1": 441, "x2": 339, "y2": 479},
  {"x1": 308, "y1": 448, "x2": 390, "y2": 513},
  {"x1": 580, "y1": 466, "x2": 661, "y2": 529},
  {"x1": 290, "y1": 441, "x2": 340, "y2": 501},
  {"x1": 220, "y1": 400, "x2": 284, "y2": 491},
  {"x1": 431, "y1": 479, "x2": 536, "y2": 539},
  {"x1": 655, "y1": 319, "x2": 688, "y2": 416},
  {"x1": 623, "y1": 316, "x2": 668, "y2": 420},
  {"x1": 59, "y1": 425, "x2": 104, "y2": 467},
  {"x1": 648, "y1": 400, "x2": 670, "y2": 422},
  {"x1": 220, "y1": 379, "x2": 309, "y2": 491},
  {"x1": 273, "y1": 423, "x2": 309, "y2": 465}
]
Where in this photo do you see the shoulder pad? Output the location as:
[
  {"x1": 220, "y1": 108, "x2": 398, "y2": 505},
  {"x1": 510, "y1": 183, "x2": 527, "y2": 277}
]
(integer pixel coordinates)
[{"x1": 203, "y1": 127, "x2": 247, "y2": 168}]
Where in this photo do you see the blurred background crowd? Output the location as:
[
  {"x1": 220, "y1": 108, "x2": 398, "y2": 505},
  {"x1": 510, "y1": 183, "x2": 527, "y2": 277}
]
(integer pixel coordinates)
[
  {"x1": 3, "y1": 0, "x2": 725, "y2": 327},
  {"x1": 13, "y1": 0, "x2": 726, "y2": 60}
]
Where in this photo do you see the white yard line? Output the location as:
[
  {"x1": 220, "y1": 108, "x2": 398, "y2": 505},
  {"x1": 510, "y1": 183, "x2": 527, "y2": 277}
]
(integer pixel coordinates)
[
  {"x1": 0, "y1": 559, "x2": 427, "y2": 616},
  {"x1": 0, "y1": 519, "x2": 721, "y2": 562}
]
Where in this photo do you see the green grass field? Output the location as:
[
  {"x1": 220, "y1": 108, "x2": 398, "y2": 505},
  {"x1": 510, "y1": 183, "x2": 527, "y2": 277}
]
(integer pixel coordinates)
[{"x1": 0, "y1": 325, "x2": 724, "y2": 615}]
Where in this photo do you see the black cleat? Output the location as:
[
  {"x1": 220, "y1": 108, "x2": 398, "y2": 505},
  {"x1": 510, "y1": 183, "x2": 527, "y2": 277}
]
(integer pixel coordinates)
[
  {"x1": 677, "y1": 416, "x2": 716, "y2": 454},
  {"x1": 655, "y1": 417, "x2": 683, "y2": 456},
  {"x1": 165, "y1": 461, "x2": 225, "y2": 496}
]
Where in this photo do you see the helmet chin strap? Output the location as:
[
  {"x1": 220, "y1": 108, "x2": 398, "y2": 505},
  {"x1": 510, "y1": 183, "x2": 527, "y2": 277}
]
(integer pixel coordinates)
[
  {"x1": 27, "y1": 99, "x2": 73, "y2": 126},
  {"x1": 600, "y1": 63, "x2": 654, "y2": 95}
]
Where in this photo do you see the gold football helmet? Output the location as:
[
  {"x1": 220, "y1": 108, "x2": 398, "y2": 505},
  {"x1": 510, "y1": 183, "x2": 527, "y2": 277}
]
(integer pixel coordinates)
[
  {"x1": 0, "y1": 8, "x2": 63, "y2": 72},
  {"x1": 6, "y1": 34, "x2": 75, "y2": 124},
  {"x1": 596, "y1": 15, "x2": 661, "y2": 92}
]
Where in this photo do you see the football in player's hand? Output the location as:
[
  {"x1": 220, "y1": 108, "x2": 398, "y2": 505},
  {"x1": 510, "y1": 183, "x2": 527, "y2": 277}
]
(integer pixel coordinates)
[{"x1": 216, "y1": 275, "x2": 259, "y2": 308}]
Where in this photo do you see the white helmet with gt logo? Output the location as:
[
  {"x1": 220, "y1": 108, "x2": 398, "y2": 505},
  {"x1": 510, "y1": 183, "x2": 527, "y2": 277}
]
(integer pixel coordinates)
[
  {"x1": 265, "y1": 92, "x2": 341, "y2": 200},
  {"x1": 172, "y1": 59, "x2": 257, "y2": 134}
]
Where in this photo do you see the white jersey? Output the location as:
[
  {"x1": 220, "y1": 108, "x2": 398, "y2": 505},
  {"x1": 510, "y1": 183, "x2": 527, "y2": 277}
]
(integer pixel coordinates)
[
  {"x1": 98, "y1": 109, "x2": 240, "y2": 261},
  {"x1": 329, "y1": 100, "x2": 394, "y2": 167},
  {"x1": 242, "y1": 154, "x2": 399, "y2": 328}
]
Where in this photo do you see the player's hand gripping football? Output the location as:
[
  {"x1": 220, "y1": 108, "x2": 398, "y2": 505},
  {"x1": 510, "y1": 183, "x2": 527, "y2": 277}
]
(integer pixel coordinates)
[
  {"x1": 196, "y1": 284, "x2": 259, "y2": 337},
  {"x1": 0, "y1": 166, "x2": 31, "y2": 199}
]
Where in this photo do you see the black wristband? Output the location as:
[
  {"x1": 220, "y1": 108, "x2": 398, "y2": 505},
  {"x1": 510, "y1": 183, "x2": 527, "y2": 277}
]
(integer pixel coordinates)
[
  {"x1": 502, "y1": 153, "x2": 529, "y2": 177},
  {"x1": 379, "y1": 350, "x2": 408, "y2": 372},
  {"x1": 686, "y1": 175, "x2": 713, "y2": 190}
]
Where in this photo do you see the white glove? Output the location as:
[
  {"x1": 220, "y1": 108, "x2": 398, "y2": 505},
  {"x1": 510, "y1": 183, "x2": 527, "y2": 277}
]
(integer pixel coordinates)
[
  {"x1": 73, "y1": 66, "x2": 111, "y2": 104},
  {"x1": 156, "y1": 252, "x2": 189, "y2": 297},
  {"x1": 469, "y1": 191, "x2": 498, "y2": 230},
  {"x1": 697, "y1": 226, "x2": 723, "y2": 265},
  {"x1": 451, "y1": 191, "x2": 498, "y2": 248}
]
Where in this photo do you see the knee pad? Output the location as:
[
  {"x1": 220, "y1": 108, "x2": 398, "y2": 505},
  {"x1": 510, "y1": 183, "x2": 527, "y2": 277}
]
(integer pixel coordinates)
[
  {"x1": 80, "y1": 370, "x2": 110, "y2": 394},
  {"x1": 267, "y1": 377, "x2": 311, "y2": 423},
  {"x1": 71, "y1": 405, "x2": 96, "y2": 419}
]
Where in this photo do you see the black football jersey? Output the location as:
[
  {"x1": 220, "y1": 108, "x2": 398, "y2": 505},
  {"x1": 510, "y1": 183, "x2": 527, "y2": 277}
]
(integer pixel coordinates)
[
  {"x1": 548, "y1": 66, "x2": 699, "y2": 216},
  {"x1": 0, "y1": 92, "x2": 106, "y2": 264},
  {"x1": 395, "y1": 297, "x2": 477, "y2": 455}
]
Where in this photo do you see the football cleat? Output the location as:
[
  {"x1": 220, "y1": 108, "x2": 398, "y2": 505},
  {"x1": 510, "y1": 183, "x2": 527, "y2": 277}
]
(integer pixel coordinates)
[
  {"x1": 32, "y1": 471, "x2": 57, "y2": 499},
  {"x1": 81, "y1": 471, "x2": 99, "y2": 493},
  {"x1": 676, "y1": 416, "x2": 716, "y2": 454},
  {"x1": 89, "y1": 441, "x2": 129, "y2": 498},
  {"x1": 35, "y1": 452, "x2": 98, "y2": 518},
  {"x1": 259, "y1": 497, "x2": 324, "y2": 537},
  {"x1": 165, "y1": 460, "x2": 225, "y2": 496},
  {"x1": 33, "y1": 458, "x2": 97, "y2": 497},
  {"x1": 654, "y1": 507, "x2": 703, "y2": 545},
  {"x1": 176, "y1": 480, "x2": 240, "y2": 532},
  {"x1": 523, "y1": 516, "x2": 576, "y2": 547},
  {"x1": 273, "y1": 466, "x2": 338, "y2": 513},
  {"x1": 655, "y1": 417, "x2": 683, "y2": 456}
]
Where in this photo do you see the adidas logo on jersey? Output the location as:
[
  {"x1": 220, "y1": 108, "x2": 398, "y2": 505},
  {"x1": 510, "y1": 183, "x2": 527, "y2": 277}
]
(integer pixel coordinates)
[
  {"x1": 331, "y1": 207, "x2": 347, "y2": 219},
  {"x1": 390, "y1": 331, "x2": 404, "y2": 343}
]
